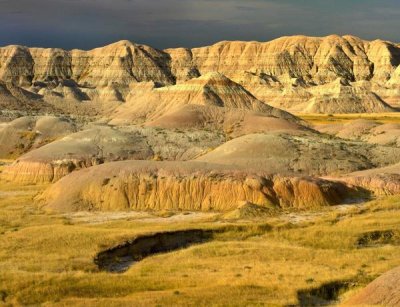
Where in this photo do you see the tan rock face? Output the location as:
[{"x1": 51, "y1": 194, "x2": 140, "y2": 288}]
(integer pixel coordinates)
[
  {"x1": 168, "y1": 35, "x2": 400, "y2": 87},
  {"x1": 0, "y1": 46, "x2": 34, "y2": 86},
  {"x1": 38, "y1": 160, "x2": 351, "y2": 212},
  {"x1": 2, "y1": 35, "x2": 400, "y2": 113},
  {"x1": 30, "y1": 48, "x2": 72, "y2": 82}
]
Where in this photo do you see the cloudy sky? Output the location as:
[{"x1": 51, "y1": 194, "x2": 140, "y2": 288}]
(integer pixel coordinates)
[{"x1": 1, "y1": 0, "x2": 399, "y2": 49}]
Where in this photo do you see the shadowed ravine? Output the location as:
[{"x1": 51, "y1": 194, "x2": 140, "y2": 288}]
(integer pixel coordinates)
[
  {"x1": 94, "y1": 229, "x2": 214, "y2": 273},
  {"x1": 296, "y1": 279, "x2": 355, "y2": 306}
]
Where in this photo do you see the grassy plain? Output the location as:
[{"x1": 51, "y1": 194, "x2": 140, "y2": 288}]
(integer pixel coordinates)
[
  {"x1": 297, "y1": 112, "x2": 400, "y2": 125},
  {"x1": 1, "y1": 175, "x2": 400, "y2": 306}
]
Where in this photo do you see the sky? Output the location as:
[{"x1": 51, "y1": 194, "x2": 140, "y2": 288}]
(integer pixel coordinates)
[{"x1": 0, "y1": 0, "x2": 400, "y2": 50}]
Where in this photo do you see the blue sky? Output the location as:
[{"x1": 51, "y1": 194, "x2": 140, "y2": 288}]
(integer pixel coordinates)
[{"x1": 0, "y1": 0, "x2": 399, "y2": 49}]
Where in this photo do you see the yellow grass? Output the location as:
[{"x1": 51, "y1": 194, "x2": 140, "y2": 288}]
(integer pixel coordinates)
[
  {"x1": 297, "y1": 112, "x2": 400, "y2": 126},
  {"x1": 0, "y1": 180, "x2": 400, "y2": 306}
]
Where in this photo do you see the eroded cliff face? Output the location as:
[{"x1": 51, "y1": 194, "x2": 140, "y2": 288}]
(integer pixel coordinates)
[
  {"x1": 3, "y1": 35, "x2": 400, "y2": 86},
  {"x1": 2, "y1": 35, "x2": 400, "y2": 113},
  {"x1": 38, "y1": 160, "x2": 351, "y2": 212}
]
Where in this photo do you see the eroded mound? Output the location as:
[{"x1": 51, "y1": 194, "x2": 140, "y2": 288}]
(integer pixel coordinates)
[
  {"x1": 223, "y1": 202, "x2": 277, "y2": 220},
  {"x1": 145, "y1": 104, "x2": 306, "y2": 137},
  {"x1": 1, "y1": 126, "x2": 225, "y2": 183},
  {"x1": 318, "y1": 119, "x2": 400, "y2": 146},
  {"x1": 0, "y1": 115, "x2": 76, "y2": 158},
  {"x1": 196, "y1": 133, "x2": 400, "y2": 176},
  {"x1": 338, "y1": 163, "x2": 400, "y2": 195},
  {"x1": 344, "y1": 266, "x2": 400, "y2": 306},
  {"x1": 109, "y1": 72, "x2": 298, "y2": 125},
  {"x1": 0, "y1": 81, "x2": 57, "y2": 112},
  {"x1": 39, "y1": 160, "x2": 351, "y2": 212}
]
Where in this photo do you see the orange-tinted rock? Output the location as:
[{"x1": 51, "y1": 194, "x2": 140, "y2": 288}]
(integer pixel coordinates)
[{"x1": 38, "y1": 160, "x2": 351, "y2": 212}]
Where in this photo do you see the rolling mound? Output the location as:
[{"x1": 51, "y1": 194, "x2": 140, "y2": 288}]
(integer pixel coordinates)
[
  {"x1": 5, "y1": 128, "x2": 400, "y2": 186},
  {"x1": 1, "y1": 126, "x2": 224, "y2": 183},
  {"x1": 0, "y1": 81, "x2": 57, "y2": 112},
  {"x1": 318, "y1": 119, "x2": 400, "y2": 146},
  {"x1": 344, "y1": 266, "x2": 400, "y2": 306},
  {"x1": 196, "y1": 133, "x2": 400, "y2": 176},
  {"x1": 0, "y1": 115, "x2": 76, "y2": 158},
  {"x1": 317, "y1": 119, "x2": 379, "y2": 140},
  {"x1": 146, "y1": 104, "x2": 306, "y2": 137},
  {"x1": 303, "y1": 82, "x2": 394, "y2": 114},
  {"x1": 337, "y1": 162, "x2": 400, "y2": 196},
  {"x1": 222, "y1": 202, "x2": 277, "y2": 220},
  {"x1": 38, "y1": 160, "x2": 351, "y2": 212}
]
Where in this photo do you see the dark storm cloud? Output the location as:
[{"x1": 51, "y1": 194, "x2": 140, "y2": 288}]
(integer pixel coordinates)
[{"x1": 0, "y1": 0, "x2": 399, "y2": 49}]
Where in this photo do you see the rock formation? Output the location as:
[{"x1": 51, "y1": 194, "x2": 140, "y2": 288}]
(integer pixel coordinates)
[
  {"x1": 38, "y1": 160, "x2": 351, "y2": 212},
  {"x1": 2, "y1": 35, "x2": 400, "y2": 113},
  {"x1": 3, "y1": 34, "x2": 400, "y2": 213}
]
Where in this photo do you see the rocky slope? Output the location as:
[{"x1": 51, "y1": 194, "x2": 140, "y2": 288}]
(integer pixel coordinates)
[{"x1": 2, "y1": 35, "x2": 400, "y2": 113}]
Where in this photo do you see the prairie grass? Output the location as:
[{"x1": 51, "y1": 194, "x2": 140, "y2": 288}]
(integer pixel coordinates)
[
  {"x1": 0, "y1": 180, "x2": 400, "y2": 306},
  {"x1": 298, "y1": 112, "x2": 400, "y2": 126}
]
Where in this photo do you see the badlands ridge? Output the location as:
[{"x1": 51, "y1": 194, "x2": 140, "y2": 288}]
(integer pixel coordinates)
[{"x1": 2, "y1": 35, "x2": 400, "y2": 212}]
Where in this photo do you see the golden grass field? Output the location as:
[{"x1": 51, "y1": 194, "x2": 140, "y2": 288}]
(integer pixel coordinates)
[
  {"x1": 297, "y1": 112, "x2": 400, "y2": 125},
  {"x1": 1, "y1": 168, "x2": 400, "y2": 306}
]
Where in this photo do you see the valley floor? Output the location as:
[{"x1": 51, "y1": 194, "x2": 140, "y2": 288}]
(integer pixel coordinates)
[{"x1": 1, "y1": 178, "x2": 400, "y2": 306}]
